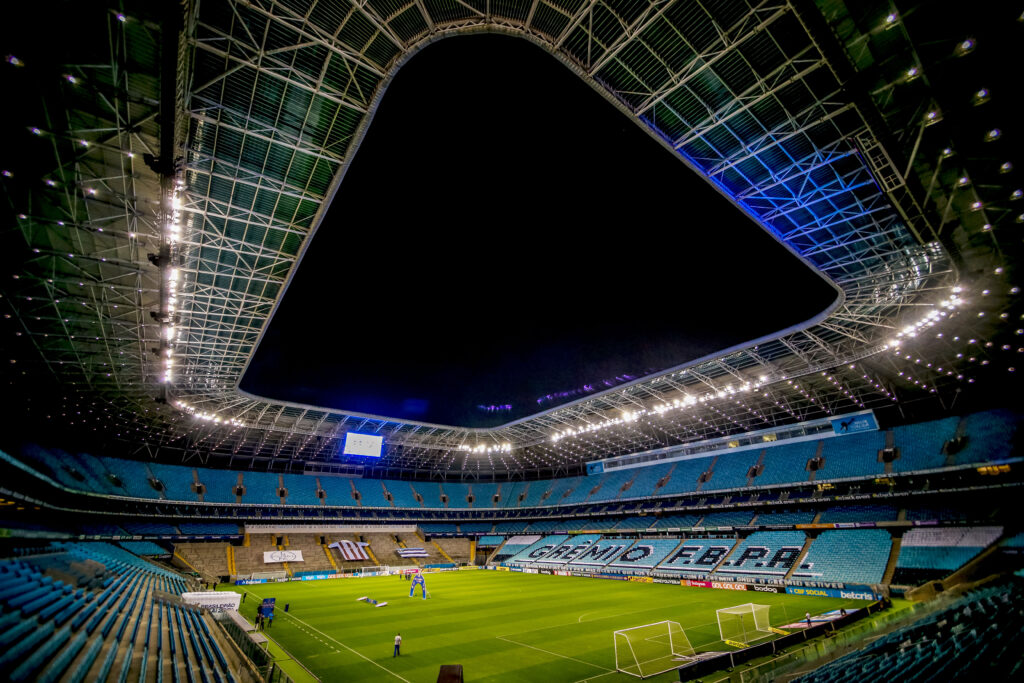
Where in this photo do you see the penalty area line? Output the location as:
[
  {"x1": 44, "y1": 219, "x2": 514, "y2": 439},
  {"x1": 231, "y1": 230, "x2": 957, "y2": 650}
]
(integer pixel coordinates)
[{"x1": 496, "y1": 635, "x2": 614, "y2": 673}]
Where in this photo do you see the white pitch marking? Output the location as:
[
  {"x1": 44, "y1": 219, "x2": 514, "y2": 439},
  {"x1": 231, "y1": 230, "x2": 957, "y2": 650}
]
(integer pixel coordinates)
[
  {"x1": 496, "y1": 635, "x2": 614, "y2": 673},
  {"x1": 242, "y1": 587, "x2": 412, "y2": 683}
]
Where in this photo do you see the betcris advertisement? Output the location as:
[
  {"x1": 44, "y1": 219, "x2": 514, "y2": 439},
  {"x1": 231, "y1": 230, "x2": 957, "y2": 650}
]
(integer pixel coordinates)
[
  {"x1": 831, "y1": 412, "x2": 878, "y2": 435},
  {"x1": 787, "y1": 586, "x2": 877, "y2": 600}
]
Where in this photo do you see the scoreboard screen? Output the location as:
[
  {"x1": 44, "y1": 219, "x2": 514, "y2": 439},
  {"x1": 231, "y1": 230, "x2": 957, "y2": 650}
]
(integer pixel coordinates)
[{"x1": 343, "y1": 432, "x2": 383, "y2": 458}]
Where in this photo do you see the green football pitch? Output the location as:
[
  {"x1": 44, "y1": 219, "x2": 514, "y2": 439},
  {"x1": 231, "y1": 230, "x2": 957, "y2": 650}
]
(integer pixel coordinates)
[{"x1": 224, "y1": 571, "x2": 864, "y2": 682}]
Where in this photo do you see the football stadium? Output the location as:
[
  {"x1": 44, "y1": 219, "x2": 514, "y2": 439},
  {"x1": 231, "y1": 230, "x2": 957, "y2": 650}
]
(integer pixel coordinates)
[{"x1": 1, "y1": 0, "x2": 1023, "y2": 681}]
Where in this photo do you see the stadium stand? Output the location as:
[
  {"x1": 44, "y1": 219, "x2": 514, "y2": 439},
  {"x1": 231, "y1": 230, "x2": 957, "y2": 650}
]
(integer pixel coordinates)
[
  {"x1": 385, "y1": 482, "x2": 420, "y2": 508},
  {"x1": 419, "y1": 523, "x2": 458, "y2": 535},
  {"x1": 817, "y1": 431, "x2": 888, "y2": 481},
  {"x1": 121, "y1": 522, "x2": 179, "y2": 536},
  {"x1": 608, "y1": 539, "x2": 683, "y2": 571},
  {"x1": 145, "y1": 463, "x2": 196, "y2": 501},
  {"x1": 472, "y1": 483, "x2": 499, "y2": 508},
  {"x1": 612, "y1": 516, "x2": 655, "y2": 531},
  {"x1": 793, "y1": 529, "x2": 892, "y2": 585},
  {"x1": 351, "y1": 479, "x2": 389, "y2": 508},
  {"x1": 240, "y1": 471, "x2": 281, "y2": 505},
  {"x1": 497, "y1": 481, "x2": 525, "y2": 508},
  {"x1": 795, "y1": 581, "x2": 1024, "y2": 683},
  {"x1": 280, "y1": 473, "x2": 321, "y2": 505},
  {"x1": 699, "y1": 510, "x2": 755, "y2": 527},
  {"x1": 197, "y1": 468, "x2": 240, "y2": 504},
  {"x1": 118, "y1": 541, "x2": 169, "y2": 556},
  {"x1": 655, "y1": 538, "x2": 737, "y2": 575},
  {"x1": 704, "y1": 449, "x2": 762, "y2": 491},
  {"x1": 893, "y1": 527, "x2": 1003, "y2": 584},
  {"x1": 493, "y1": 521, "x2": 530, "y2": 534},
  {"x1": 818, "y1": 505, "x2": 900, "y2": 523},
  {"x1": 753, "y1": 509, "x2": 817, "y2": 526},
  {"x1": 442, "y1": 482, "x2": 471, "y2": 508},
  {"x1": 650, "y1": 514, "x2": 702, "y2": 530},
  {"x1": 177, "y1": 522, "x2": 239, "y2": 536},
  {"x1": 657, "y1": 458, "x2": 707, "y2": 496},
  {"x1": 716, "y1": 531, "x2": 807, "y2": 578},
  {"x1": 755, "y1": 441, "x2": 821, "y2": 487},
  {"x1": 891, "y1": 417, "x2": 958, "y2": 472},
  {"x1": 477, "y1": 535, "x2": 505, "y2": 546}
]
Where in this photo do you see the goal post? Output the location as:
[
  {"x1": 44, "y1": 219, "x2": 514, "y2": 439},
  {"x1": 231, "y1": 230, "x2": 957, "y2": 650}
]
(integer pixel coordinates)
[
  {"x1": 716, "y1": 603, "x2": 772, "y2": 646},
  {"x1": 613, "y1": 620, "x2": 693, "y2": 678}
]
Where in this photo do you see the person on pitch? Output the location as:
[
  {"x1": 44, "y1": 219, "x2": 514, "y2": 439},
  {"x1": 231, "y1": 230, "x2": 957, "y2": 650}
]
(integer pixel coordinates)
[{"x1": 394, "y1": 632, "x2": 402, "y2": 657}]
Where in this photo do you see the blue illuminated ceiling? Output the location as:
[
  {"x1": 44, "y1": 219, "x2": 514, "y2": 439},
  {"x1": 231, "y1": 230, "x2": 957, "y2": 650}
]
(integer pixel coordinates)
[{"x1": 13, "y1": 0, "x2": 1023, "y2": 475}]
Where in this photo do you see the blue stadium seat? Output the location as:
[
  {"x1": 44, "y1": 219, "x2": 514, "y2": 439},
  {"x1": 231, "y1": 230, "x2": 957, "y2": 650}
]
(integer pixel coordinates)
[
  {"x1": 792, "y1": 529, "x2": 891, "y2": 584},
  {"x1": 716, "y1": 531, "x2": 806, "y2": 578},
  {"x1": 704, "y1": 449, "x2": 762, "y2": 491}
]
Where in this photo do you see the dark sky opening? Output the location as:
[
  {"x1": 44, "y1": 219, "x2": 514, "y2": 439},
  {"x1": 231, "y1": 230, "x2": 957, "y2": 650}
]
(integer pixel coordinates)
[{"x1": 240, "y1": 34, "x2": 837, "y2": 428}]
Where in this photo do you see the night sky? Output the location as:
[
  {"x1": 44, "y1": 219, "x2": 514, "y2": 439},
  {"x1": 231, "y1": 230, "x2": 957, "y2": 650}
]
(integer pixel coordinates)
[{"x1": 241, "y1": 35, "x2": 837, "y2": 428}]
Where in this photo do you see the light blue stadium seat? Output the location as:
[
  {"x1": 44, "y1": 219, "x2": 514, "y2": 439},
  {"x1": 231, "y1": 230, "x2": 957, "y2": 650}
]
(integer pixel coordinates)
[
  {"x1": 792, "y1": 529, "x2": 891, "y2": 584},
  {"x1": 704, "y1": 449, "x2": 762, "y2": 491},
  {"x1": 716, "y1": 531, "x2": 807, "y2": 577}
]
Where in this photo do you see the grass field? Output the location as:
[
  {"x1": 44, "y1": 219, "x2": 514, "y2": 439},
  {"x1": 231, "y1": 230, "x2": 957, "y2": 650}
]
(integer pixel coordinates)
[{"x1": 223, "y1": 571, "x2": 867, "y2": 682}]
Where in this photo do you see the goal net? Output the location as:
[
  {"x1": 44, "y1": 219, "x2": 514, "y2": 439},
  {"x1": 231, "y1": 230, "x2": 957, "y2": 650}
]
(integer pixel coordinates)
[
  {"x1": 716, "y1": 603, "x2": 772, "y2": 646},
  {"x1": 613, "y1": 620, "x2": 693, "y2": 678}
]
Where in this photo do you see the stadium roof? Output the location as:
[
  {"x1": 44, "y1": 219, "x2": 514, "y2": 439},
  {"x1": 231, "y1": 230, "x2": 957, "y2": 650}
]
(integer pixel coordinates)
[{"x1": 1, "y1": 0, "x2": 1020, "y2": 478}]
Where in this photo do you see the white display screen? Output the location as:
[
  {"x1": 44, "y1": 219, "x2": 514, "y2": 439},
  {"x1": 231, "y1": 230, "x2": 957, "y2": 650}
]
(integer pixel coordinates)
[{"x1": 343, "y1": 432, "x2": 383, "y2": 458}]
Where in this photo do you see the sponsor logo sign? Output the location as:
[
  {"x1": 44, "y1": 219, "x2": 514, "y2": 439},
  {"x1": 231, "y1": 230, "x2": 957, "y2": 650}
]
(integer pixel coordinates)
[
  {"x1": 711, "y1": 582, "x2": 749, "y2": 591},
  {"x1": 751, "y1": 585, "x2": 783, "y2": 593},
  {"x1": 181, "y1": 591, "x2": 241, "y2": 612},
  {"x1": 597, "y1": 573, "x2": 628, "y2": 581},
  {"x1": 831, "y1": 412, "x2": 877, "y2": 434},
  {"x1": 628, "y1": 576, "x2": 654, "y2": 583},
  {"x1": 685, "y1": 580, "x2": 712, "y2": 588}
]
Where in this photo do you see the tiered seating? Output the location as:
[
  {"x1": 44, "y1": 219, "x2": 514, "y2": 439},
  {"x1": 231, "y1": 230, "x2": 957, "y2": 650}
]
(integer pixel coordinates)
[
  {"x1": 419, "y1": 523, "x2": 458, "y2": 535},
  {"x1": 892, "y1": 417, "x2": 958, "y2": 472},
  {"x1": 283, "y1": 534, "x2": 334, "y2": 574},
  {"x1": 489, "y1": 535, "x2": 541, "y2": 564},
  {"x1": 459, "y1": 522, "x2": 493, "y2": 534},
  {"x1": 504, "y1": 535, "x2": 568, "y2": 564},
  {"x1": 955, "y1": 410, "x2": 1017, "y2": 464},
  {"x1": 657, "y1": 457, "x2": 708, "y2": 496},
  {"x1": 817, "y1": 432, "x2": 887, "y2": 480},
  {"x1": 177, "y1": 522, "x2": 240, "y2": 535},
  {"x1": 793, "y1": 529, "x2": 891, "y2": 584},
  {"x1": 97, "y1": 457, "x2": 163, "y2": 500},
  {"x1": 519, "y1": 480, "x2": 553, "y2": 507},
  {"x1": 477, "y1": 535, "x2": 505, "y2": 545},
  {"x1": 525, "y1": 520, "x2": 560, "y2": 533},
  {"x1": 197, "y1": 468, "x2": 239, "y2": 503},
  {"x1": 232, "y1": 534, "x2": 282, "y2": 576},
  {"x1": 904, "y1": 507, "x2": 973, "y2": 522},
  {"x1": 408, "y1": 482, "x2": 440, "y2": 507},
  {"x1": 818, "y1": 505, "x2": 899, "y2": 523},
  {"x1": 350, "y1": 479, "x2": 389, "y2": 507},
  {"x1": 650, "y1": 514, "x2": 701, "y2": 530},
  {"x1": 0, "y1": 542, "x2": 232, "y2": 683},
  {"x1": 493, "y1": 521, "x2": 530, "y2": 534},
  {"x1": 756, "y1": 441, "x2": 820, "y2": 487},
  {"x1": 613, "y1": 516, "x2": 655, "y2": 531},
  {"x1": 497, "y1": 481, "x2": 525, "y2": 508},
  {"x1": 442, "y1": 483, "x2": 471, "y2": 508},
  {"x1": 434, "y1": 537, "x2": 471, "y2": 563},
  {"x1": 387, "y1": 482, "x2": 422, "y2": 508},
  {"x1": 894, "y1": 526, "x2": 1003, "y2": 584},
  {"x1": 619, "y1": 462, "x2": 674, "y2": 499},
  {"x1": 118, "y1": 542, "x2": 168, "y2": 556},
  {"x1": 754, "y1": 509, "x2": 817, "y2": 526},
  {"x1": 538, "y1": 476, "x2": 582, "y2": 507},
  {"x1": 243, "y1": 471, "x2": 283, "y2": 504},
  {"x1": 608, "y1": 538, "x2": 682, "y2": 571},
  {"x1": 531, "y1": 534, "x2": 603, "y2": 566},
  {"x1": 174, "y1": 542, "x2": 230, "y2": 578},
  {"x1": 472, "y1": 483, "x2": 498, "y2": 507},
  {"x1": 795, "y1": 582, "x2": 1024, "y2": 683},
  {"x1": 79, "y1": 524, "x2": 128, "y2": 537},
  {"x1": 281, "y1": 473, "x2": 320, "y2": 505},
  {"x1": 146, "y1": 462, "x2": 197, "y2": 501},
  {"x1": 704, "y1": 449, "x2": 762, "y2": 491},
  {"x1": 655, "y1": 537, "x2": 737, "y2": 575},
  {"x1": 715, "y1": 531, "x2": 806, "y2": 578},
  {"x1": 320, "y1": 476, "x2": 358, "y2": 506},
  {"x1": 699, "y1": 510, "x2": 755, "y2": 527},
  {"x1": 122, "y1": 522, "x2": 179, "y2": 536},
  {"x1": 582, "y1": 469, "x2": 637, "y2": 503}
]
